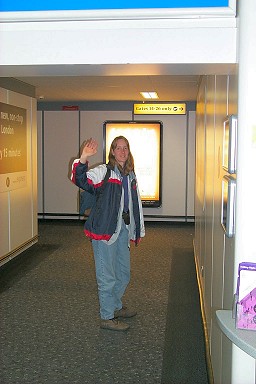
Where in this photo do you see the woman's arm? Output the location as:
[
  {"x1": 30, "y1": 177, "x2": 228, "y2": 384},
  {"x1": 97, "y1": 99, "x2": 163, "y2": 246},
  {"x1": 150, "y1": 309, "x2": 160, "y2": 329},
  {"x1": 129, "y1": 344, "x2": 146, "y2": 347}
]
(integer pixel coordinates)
[{"x1": 71, "y1": 138, "x2": 98, "y2": 191}]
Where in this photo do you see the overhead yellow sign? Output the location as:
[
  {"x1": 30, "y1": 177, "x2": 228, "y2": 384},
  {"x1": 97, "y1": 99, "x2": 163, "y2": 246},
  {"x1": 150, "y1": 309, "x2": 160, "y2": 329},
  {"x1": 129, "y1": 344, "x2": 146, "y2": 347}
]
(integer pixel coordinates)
[{"x1": 134, "y1": 103, "x2": 186, "y2": 115}]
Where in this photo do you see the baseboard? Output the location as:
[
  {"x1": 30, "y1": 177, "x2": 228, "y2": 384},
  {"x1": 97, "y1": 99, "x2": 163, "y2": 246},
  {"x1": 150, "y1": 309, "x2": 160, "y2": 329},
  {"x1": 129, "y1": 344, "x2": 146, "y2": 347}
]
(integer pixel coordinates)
[{"x1": 0, "y1": 236, "x2": 38, "y2": 267}]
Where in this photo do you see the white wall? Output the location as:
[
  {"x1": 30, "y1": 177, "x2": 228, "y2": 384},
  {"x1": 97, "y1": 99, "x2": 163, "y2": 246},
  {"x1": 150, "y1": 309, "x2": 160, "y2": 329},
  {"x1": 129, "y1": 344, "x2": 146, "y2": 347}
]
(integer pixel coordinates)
[
  {"x1": 0, "y1": 18, "x2": 236, "y2": 72},
  {"x1": 38, "y1": 108, "x2": 195, "y2": 220},
  {"x1": 0, "y1": 87, "x2": 38, "y2": 265},
  {"x1": 232, "y1": 1, "x2": 256, "y2": 382}
]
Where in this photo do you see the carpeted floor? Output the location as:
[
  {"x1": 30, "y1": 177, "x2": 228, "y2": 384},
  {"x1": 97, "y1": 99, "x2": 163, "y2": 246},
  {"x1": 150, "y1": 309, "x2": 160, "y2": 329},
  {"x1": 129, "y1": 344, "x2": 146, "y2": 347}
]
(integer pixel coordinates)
[
  {"x1": 161, "y1": 248, "x2": 208, "y2": 384},
  {"x1": 0, "y1": 220, "x2": 208, "y2": 384}
]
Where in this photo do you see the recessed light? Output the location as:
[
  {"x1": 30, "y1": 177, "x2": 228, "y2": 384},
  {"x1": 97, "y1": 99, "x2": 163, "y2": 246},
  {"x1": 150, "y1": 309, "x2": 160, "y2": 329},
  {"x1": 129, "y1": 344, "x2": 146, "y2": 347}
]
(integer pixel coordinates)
[{"x1": 140, "y1": 92, "x2": 159, "y2": 99}]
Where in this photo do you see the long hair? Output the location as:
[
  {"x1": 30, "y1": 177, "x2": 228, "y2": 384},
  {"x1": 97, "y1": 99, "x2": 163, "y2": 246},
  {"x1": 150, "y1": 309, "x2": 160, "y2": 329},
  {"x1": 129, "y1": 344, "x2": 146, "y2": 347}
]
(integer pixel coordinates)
[{"x1": 108, "y1": 136, "x2": 134, "y2": 175}]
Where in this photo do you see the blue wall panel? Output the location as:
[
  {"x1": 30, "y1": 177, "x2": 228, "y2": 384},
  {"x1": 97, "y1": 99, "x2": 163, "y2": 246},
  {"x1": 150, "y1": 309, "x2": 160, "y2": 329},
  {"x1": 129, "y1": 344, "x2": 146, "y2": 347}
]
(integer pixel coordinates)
[{"x1": 0, "y1": 1, "x2": 229, "y2": 12}]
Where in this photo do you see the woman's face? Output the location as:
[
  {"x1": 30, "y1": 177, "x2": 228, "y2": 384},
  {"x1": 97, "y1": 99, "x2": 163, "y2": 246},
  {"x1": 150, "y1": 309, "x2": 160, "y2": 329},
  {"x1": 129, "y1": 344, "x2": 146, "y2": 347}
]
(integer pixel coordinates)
[{"x1": 112, "y1": 138, "x2": 129, "y2": 167}]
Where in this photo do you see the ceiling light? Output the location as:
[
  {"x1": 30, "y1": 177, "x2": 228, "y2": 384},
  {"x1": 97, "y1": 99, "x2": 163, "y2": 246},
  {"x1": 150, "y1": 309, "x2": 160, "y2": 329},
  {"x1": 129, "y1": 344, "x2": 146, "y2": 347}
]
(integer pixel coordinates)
[{"x1": 140, "y1": 92, "x2": 159, "y2": 99}]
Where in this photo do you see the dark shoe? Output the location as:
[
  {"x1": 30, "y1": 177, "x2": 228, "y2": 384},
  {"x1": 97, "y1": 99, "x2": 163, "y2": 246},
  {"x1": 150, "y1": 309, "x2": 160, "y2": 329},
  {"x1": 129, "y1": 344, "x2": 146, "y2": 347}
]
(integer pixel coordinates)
[
  {"x1": 100, "y1": 318, "x2": 130, "y2": 331},
  {"x1": 114, "y1": 306, "x2": 137, "y2": 319}
]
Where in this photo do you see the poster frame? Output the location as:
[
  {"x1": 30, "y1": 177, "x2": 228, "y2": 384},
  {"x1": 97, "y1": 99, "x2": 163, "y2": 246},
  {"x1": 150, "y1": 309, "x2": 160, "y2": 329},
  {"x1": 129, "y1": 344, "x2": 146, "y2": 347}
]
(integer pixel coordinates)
[
  {"x1": 221, "y1": 175, "x2": 236, "y2": 238},
  {"x1": 222, "y1": 114, "x2": 237, "y2": 174}
]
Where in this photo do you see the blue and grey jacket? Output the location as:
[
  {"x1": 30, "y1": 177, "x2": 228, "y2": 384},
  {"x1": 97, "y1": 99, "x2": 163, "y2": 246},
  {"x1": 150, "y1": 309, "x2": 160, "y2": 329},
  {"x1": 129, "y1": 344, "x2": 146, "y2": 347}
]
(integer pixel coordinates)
[{"x1": 71, "y1": 160, "x2": 145, "y2": 245}]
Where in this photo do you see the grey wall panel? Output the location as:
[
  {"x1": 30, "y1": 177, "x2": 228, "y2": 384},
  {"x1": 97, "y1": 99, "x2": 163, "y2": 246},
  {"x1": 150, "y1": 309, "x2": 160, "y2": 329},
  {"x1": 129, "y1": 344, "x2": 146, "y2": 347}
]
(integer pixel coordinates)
[
  {"x1": 211, "y1": 75, "x2": 228, "y2": 379},
  {"x1": 224, "y1": 73, "x2": 238, "y2": 309},
  {"x1": 187, "y1": 111, "x2": 196, "y2": 216},
  {"x1": 162, "y1": 114, "x2": 187, "y2": 216},
  {"x1": 37, "y1": 111, "x2": 43, "y2": 214},
  {"x1": 0, "y1": 86, "x2": 38, "y2": 263},
  {"x1": 31, "y1": 98, "x2": 38, "y2": 235},
  {"x1": 10, "y1": 187, "x2": 34, "y2": 248},
  {"x1": 135, "y1": 114, "x2": 187, "y2": 217},
  {"x1": 0, "y1": 88, "x2": 9, "y2": 258},
  {"x1": 0, "y1": 192, "x2": 10, "y2": 257},
  {"x1": 195, "y1": 77, "x2": 207, "y2": 287},
  {"x1": 195, "y1": 72, "x2": 238, "y2": 383},
  {"x1": 44, "y1": 111, "x2": 79, "y2": 214},
  {"x1": 204, "y1": 75, "x2": 216, "y2": 340},
  {"x1": 80, "y1": 110, "x2": 132, "y2": 167},
  {"x1": 8, "y1": 91, "x2": 37, "y2": 250},
  {"x1": 0, "y1": 87, "x2": 8, "y2": 102},
  {"x1": 40, "y1": 108, "x2": 195, "y2": 220}
]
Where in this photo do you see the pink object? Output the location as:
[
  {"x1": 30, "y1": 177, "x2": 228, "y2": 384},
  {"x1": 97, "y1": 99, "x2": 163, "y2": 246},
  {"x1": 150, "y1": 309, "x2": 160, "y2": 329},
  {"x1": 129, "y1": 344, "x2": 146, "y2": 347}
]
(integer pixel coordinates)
[{"x1": 236, "y1": 263, "x2": 256, "y2": 331}]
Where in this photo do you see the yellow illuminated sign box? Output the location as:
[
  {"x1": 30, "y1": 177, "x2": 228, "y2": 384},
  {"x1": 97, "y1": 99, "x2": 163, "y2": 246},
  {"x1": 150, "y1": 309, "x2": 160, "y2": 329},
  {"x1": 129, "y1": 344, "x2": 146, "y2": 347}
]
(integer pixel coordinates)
[
  {"x1": 134, "y1": 103, "x2": 186, "y2": 115},
  {"x1": 103, "y1": 120, "x2": 162, "y2": 208}
]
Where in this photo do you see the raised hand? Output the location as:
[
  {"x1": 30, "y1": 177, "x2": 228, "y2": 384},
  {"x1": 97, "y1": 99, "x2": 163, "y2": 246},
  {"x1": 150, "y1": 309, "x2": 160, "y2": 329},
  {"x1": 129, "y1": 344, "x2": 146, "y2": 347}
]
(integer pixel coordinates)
[{"x1": 80, "y1": 138, "x2": 98, "y2": 163}]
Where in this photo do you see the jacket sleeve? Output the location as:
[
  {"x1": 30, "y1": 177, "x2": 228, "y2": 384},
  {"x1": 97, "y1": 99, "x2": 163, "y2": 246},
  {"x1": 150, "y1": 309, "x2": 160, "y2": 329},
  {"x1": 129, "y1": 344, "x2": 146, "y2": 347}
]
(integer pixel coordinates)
[
  {"x1": 130, "y1": 174, "x2": 145, "y2": 242},
  {"x1": 71, "y1": 159, "x2": 107, "y2": 193},
  {"x1": 138, "y1": 193, "x2": 145, "y2": 238},
  {"x1": 71, "y1": 159, "x2": 94, "y2": 193}
]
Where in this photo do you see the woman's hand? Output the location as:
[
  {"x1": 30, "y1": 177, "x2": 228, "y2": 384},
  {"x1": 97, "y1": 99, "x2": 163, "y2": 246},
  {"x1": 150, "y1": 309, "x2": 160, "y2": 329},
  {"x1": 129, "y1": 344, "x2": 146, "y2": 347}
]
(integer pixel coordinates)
[{"x1": 80, "y1": 138, "x2": 98, "y2": 163}]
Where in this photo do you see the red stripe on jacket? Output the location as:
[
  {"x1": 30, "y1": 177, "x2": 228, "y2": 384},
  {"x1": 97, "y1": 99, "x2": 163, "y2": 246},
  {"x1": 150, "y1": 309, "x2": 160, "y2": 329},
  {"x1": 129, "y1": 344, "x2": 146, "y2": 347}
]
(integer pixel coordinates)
[{"x1": 84, "y1": 229, "x2": 112, "y2": 241}]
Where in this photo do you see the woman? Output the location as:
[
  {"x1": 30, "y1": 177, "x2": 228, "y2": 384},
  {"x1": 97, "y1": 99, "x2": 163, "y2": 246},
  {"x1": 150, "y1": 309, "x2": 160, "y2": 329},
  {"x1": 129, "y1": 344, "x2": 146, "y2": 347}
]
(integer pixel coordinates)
[{"x1": 71, "y1": 136, "x2": 145, "y2": 331}]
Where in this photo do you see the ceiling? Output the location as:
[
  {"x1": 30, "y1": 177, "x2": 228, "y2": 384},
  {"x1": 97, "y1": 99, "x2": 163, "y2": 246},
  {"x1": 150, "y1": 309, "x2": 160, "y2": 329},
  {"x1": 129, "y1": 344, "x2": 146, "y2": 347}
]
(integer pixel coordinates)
[
  {"x1": 12, "y1": 63, "x2": 236, "y2": 102},
  {"x1": 15, "y1": 74, "x2": 200, "y2": 102}
]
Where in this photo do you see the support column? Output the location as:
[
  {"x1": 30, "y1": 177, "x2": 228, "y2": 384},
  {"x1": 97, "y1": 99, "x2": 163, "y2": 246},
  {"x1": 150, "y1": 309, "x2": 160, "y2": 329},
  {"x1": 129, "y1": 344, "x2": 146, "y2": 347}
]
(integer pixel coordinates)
[{"x1": 233, "y1": 1, "x2": 256, "y2": 382}]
